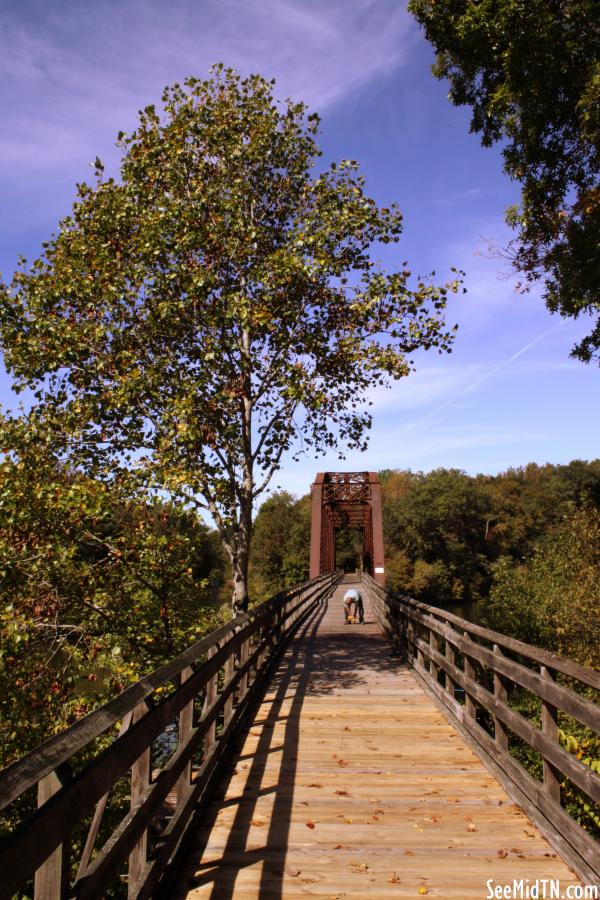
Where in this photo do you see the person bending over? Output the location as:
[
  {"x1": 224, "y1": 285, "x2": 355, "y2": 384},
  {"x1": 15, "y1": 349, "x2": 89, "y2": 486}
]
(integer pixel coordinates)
[{"x1": 343, "y1": 587, "x2": 364, "y2": 624}]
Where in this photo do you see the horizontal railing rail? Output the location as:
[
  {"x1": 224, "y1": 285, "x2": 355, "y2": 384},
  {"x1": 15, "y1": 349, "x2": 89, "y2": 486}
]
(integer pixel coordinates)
[
  {"x1": 362, "y1": 573, "x2": 600, "y2": 886},
  {"x1": 0, "y1": 572, "x2": 341, "y2": 900}
]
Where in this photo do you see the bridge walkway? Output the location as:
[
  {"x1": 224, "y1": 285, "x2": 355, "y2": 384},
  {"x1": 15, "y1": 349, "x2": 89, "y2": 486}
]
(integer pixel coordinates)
[{"x1": 173, "y1": 580, "x2": 578, "y2": 898}]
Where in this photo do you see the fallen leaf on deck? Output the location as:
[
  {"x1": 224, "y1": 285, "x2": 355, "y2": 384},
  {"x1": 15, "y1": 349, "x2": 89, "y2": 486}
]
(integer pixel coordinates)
[
  {"x1": 388, "y1": 872, "x2": 401, "y2": 884},
  {"x1": 335, "y1": 789, "x2": 349, "y2": 796},
  {"x1": 251, "y1": 818, "x2": 266, "y2": 827},
  {"x1": 404, "y1": 850, "x2": 415, "y2": 856},
  {"x1": 305, "y1": 820, "x2": 316, "y2": 829},
  {"x1": 344, "y1": 817, "x2": 353, "y2": 824},
  {"x1": 466, "y1": 823, "x2": 477, "y2": 832},
  {"x1": 286, "y1": 867, "x2": 301, "y2": 877},
  {"x1": 334, "y1": 843, "x2": 344, "y2": 849},
  {"x1": 301, "y1": 800, "x2": 309, "y2": 806},
  {"x1": 350, "y1": 861, "x2": 369, "y2": 873},
  {"x1": 497, "y1": 850, "x2": 508, "y2": 858},
  {"x1": 418, "y1": 888, "x2": 429, "y2": 895},
  {"x1": 338, "y1": 759, "x2": 349, "y2": 767},
  {"x1": 307, "y1": 782, "x2": 323, "y2": 788}
]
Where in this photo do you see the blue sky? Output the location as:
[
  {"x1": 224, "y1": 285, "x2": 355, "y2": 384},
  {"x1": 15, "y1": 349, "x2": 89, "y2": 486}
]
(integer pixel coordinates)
[{"x1": 1, "y1": 0, "x2": 598, "y2": 502}]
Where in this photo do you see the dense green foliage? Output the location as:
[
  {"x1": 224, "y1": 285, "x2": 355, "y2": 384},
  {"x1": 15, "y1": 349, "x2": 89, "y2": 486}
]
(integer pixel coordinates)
[
  {"x1": 0, "y1": 430, "x2": 226, "y2": 769},
  {"x1": 486, "y1": 506, "x2": 600, "y2": 667},
  {"x1": 382, "y1": 468, "x2": 491, "y2": 604},
  {"x1": 381, "y1": 460, "x2": 600, "y2": 628},
  {"x1": 409, "y1": 0, "x2": 600, "y2": 362},
  {"x1": 0, "y1": 66, "x2": 460, "y2": 613},
  {"x1": 249, "y1": 491, "x2": 311, "y2": 598}
]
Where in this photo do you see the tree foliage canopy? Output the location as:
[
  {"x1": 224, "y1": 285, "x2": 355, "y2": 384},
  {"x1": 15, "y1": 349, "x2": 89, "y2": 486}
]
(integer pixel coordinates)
[
  {"x1": 0, "y1": 66, "x2": 460, "y2": 609},
  {"x1": 409, "y1": 0, "x2": 600, "y2": 362},
  {"x1": 380, "y1": 459, "x2": 600, "y2": 609},
  {"x1": 0, "y1": 423, "x2": 225, "y2": 767}
]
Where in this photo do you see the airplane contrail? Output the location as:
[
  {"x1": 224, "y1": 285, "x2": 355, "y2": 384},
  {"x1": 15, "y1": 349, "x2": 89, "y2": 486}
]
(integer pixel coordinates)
[{"x1": 402, "y1": 323, "x2": 564, "y2": 433}]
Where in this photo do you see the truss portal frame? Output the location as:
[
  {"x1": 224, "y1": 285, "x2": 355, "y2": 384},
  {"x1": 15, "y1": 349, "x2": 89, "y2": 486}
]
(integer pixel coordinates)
[{"x1": 309, "y1": 471, "x2": 385, "y2": 585}]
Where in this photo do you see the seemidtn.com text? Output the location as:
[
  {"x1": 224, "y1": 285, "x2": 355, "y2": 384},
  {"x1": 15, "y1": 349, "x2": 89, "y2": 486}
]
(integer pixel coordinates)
[{"x1": 486, "y1": 881, "x2": 599, "y2": 899}]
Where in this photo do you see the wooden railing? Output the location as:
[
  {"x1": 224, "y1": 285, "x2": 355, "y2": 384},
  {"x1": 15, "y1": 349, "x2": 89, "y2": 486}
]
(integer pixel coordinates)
[
  {"x1": 0, "y1": 573, "x2": 340, "y2": 900},
  {"x1": 363, "y1": 574, "x2": 600, "y2": 885}
]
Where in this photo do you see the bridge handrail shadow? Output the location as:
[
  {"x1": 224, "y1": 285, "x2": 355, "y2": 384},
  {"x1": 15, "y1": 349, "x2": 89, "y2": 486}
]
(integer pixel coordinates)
[
  {"x1": 363, "y1": 573, "x2": 600, "y2": 885},
  {"x1": 0, "y1": 572, "x2": 342, "y2": 900}
]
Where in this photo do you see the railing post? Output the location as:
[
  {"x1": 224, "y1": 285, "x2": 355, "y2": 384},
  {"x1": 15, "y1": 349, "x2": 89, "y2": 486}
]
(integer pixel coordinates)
[
  {"x1": 238, "y1": 638, "x2": 250, "y2": 703},
  {"x1": 445, "y1": 638, "x2": 456, "y2": 697},
  {"x1": 34, "y1": 768, "x2": 70, "y2": 900},
  {"x1": 223, "y1": 635, "x2": 236, "y2": 728},
  {"x1": 541, "y1": 666, "x2": 561, "y2": 803},
  {"x1": 128, "y1": 702, "x2": 151, "y2": 898},
  {"x1": 203, "y1": 645, "x2": 218, "y2": 753},
  {"x1": 429, "y1": 630, "x2": 439, "y2": 682},
  {"x1": 177, "y1": 666, "x2": 194, "y2": 805},
  {"x1": 463, "y1": 631, "x2": 477, "y2": 719},
  {"x1": 416, "y1": 617, "x2": 425, "y2": 668},
  {"x1": 406, "y1": 613, "x2": 415, "y2": 662},
  {"x1": 493, "y1": 644, "x2": 509, "y2": 751},
  {"x1": 76, "y1": 712, "x2": 133, "y2": 881}
]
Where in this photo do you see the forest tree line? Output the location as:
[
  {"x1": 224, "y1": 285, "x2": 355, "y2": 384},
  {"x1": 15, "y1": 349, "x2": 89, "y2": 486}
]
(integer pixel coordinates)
[{"x1": 250, "y1": 459, "x2": 600, "y2": 668}]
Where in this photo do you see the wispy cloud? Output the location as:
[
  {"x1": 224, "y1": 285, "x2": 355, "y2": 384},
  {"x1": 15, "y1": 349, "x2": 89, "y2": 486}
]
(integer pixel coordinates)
[
  {"x1": 431, "y1": 187, "x2": 481, "y2": 207},
  {"x1": 0, "y1": 0, "x2": 415, "y2": 230},
  {"x1": 273, "y1": 420, "x2": 552, "y2": 498}
]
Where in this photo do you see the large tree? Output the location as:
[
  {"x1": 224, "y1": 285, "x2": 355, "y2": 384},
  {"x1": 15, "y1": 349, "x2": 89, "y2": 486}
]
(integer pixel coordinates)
[
  {"x1": 0, "y1": 67, "x2": 460, "y2": 612},
  {"x1": 410, "y1": 0, "x2": 600, "y2": 363}
]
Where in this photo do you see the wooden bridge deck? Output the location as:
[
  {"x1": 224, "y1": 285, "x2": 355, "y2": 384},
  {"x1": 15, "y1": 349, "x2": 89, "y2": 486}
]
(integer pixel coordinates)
[{"x1": 174, "y1": 581, "x2": 579, "y2": 899}]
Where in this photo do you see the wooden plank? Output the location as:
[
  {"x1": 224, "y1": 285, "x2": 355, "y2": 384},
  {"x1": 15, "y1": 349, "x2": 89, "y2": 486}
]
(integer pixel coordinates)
[
  {"x1": 462, "y1": 630, "x2": 477, "y2": 719},
  {"x1": 177, "y1": 668, "x2": 194, "y2": 806},
  {"x1": 541, "y1": 666, "x2": 561, "y2": 804},
  {"x1": 34, "y1": 768, "x2": 69, "y2": 900},
  {"x1": 493, "y1": 645, "x2": 509, "y2": 752},
  {"x1": 128, "y1": 704, "x2": 151, "y2": 898},
  {"x1": 203, "y1": 647, "x2": 218, "y2": 757}
]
